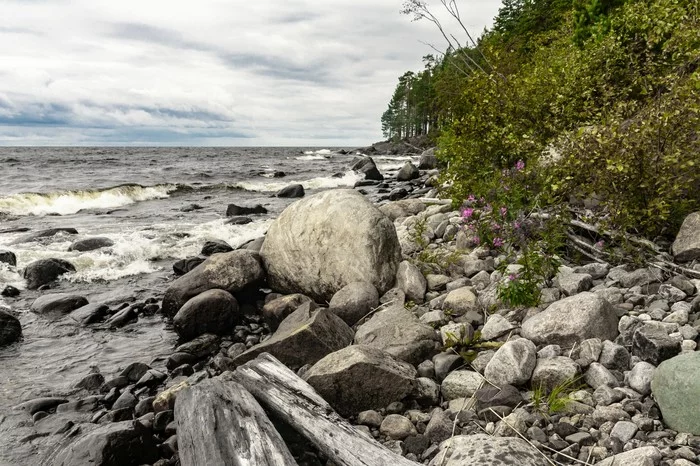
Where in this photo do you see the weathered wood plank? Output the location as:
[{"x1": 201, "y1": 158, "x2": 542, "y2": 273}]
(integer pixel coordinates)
[
  {"x1": 233, "y1": 353, "x2": 420, "y2": 466},
  {"x1": 175, "y1": 376, "x2": 297, "y2": 466}
]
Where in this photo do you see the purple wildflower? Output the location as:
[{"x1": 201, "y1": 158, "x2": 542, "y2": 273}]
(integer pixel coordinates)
[
  {"x1": 515, "y1": 159, "x2": 525, "y2": 171},
  {"x1": 500, "y1": 207, "x2": 508, "y2": 217},
  {"x1": 471, "y1": 236, "x2": 481, "y2": 246},
  {"x1": 594, "y1": 240, "x2": 605, "y2": 249},
  {"x1": 513, "y1": 221, "x2": 521, "y2": 229},
  {"x1": 467, "y1": 194, "x2": 476, "y2": 203},
  {"x1": 508, "y1": 273, "x2": 518, "y2": 281},
  {"x1": 493, "y1": 237, "x2": 504, "y2": 248},
  {"x1": 462, "y1": 207, "x2": 474, "y2": 219}
]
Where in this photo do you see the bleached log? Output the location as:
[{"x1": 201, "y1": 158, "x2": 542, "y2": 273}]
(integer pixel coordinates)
[
  {"x1": 234, "y1": 353, "x2": 419, "y2": 466},
  {"x1": 175, "y1": 376, "x2": 297, "y2": 466}
]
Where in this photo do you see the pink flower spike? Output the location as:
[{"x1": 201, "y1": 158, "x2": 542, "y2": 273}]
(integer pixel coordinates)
[
  {"x1": 513, "y1": 221, "x2": 521, "y2": 229},
  {"x1": 500, "y1": 207, "x2": 508, "y2": 217},
  {"x1": 472, "y1": 236, "x2": 480, "y2": 245},
  {"x1": 467, "y1": 194, "x2": 476, "y2": 202},
  {"x1": 515, "y1": 159, "x2": 525, "y2": 171},
  {"x1": 492, "y1": 237, "x2": 504, "y2": 248},
  {"x1": 462, "y1": 208, "x2": 474, "y2": 219},
  {"x1": 508, "y1": 273, "x2": 518, "y2": 281}
]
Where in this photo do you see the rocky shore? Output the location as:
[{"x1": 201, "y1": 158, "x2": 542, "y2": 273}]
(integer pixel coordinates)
[{"x1": 2, "y1": 147, "x2": 700, "y2": 466}]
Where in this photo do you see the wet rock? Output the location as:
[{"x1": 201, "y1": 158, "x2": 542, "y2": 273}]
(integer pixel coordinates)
[
  {"x1": 68, "y1": 237, "x2": 114, "y2": 252},
  {"x1": 70, "y1": 303, "x2": 109, "y2": 325},
  {"x1": 112, "y1": 392, "x2": 138, "y2": 411},
  {"x1": 232, "y1": 302, "x2": 354, "y2": 370},
  {"x1": 75, "y1": 373, "x2": 105, "y2": 391},
  {"x1": 161, "y1": 249, "x2": 264, "y2": 316},
  {"x1": 18, "y1": 397, "x2": 68, "y2": 415},
  {"x1": 396, "y1": 261, "x2": 427, "y2": 304},
  {"x1": 396, "y1": 162, "x2": 420, "y2": 181},
  {"x1": 107, "y1": 306, "x2": 138, "y2": 328},
  {"x1": 172, "y1": 256, "x2": 205, "y2": 276},
  {"x1": 47, "y1": 420, "x2": 159, "y2": 466},
  {"x1": 200, "y1": 240, "x2": 233, "y2": 256},
  {"x1": 225, "y1": 216, "x2": 253, "y2": 225},
  {"x1": 428, "y1": 434, "x2": 543, "y2": 466},
  {"x1": 350, "y1": 156, "x2": 383, "y2": 181},
  {"x1": 303, "y1": 345, "x2": 416, "y2": 416},
  {"x1": 173, "y1": 289, "x2": 239, "y2": 341},
  {"x1": 120, "y1": 362, "x2": 151, "y2": 383},
  {"x1": 521, "y1": 292, "x2": 618, "y2": 347},
  {"x1": 15, "y1": 228, "x2": 78, "y2": 244},
  {"x1": 0, "y1": 309, "x2": 22, "y2": 346},
  {"x1": 225, "y1": 204, "x2": 267, "y2": 216},
  {"x1": 1, "y1": 285, "x2": 20, "y2": 297},
  {"x1": 328, "y1": 281, "x2": 379, "y2": 327},
  {"x1": 672, "y1": 211, "x2": 700, "y2": 262},
  {"x1": 31, "y1": 293, "x2": 88, "y2": 314},
  {"x1": 276, "y1": 183, "x2": 305, "y2": 198},
  {"x1": 23, "y1": 258, "x2": 76, "y2": 289},
  {"x1": 354, "y1": 303, "x2": 439, "y2": 365},
  {"x1": 176, "y1": 334, "x2": 220, "y2": 359},
  {"x1": 0, "y1": 250, "x2": 17, "y2": 266},
  {"x1": 652, "y1": 352, "x2": 700, "y2": 434},
  {"x1": 261, "y1": 293, "x2": 313, "y2": 331},
  {"x1": 261, "y1": 189, "x2": 400, "y2": 302}
]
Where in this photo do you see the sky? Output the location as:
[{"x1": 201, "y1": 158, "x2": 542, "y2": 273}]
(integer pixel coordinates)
[{"x1": 0, "y1": 0, "x2": 501, "y2": 146}]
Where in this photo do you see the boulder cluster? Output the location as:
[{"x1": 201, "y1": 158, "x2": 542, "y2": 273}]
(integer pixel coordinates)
[{"x1": 6, "y1": 148, "x2": 700, "y2": 466}]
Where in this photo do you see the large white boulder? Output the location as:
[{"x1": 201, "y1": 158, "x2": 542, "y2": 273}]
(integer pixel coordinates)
[{"x1": 261, "y1": 189, "x2": 401, "y2": 302}]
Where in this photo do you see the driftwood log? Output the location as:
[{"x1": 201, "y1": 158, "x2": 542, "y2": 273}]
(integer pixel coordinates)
[
  {"x1": 175, "y1": 376, "x2": 297, "y2": 466},
  {"x1": 234, "y1": 353, "x2": 420, "y2": 466}
]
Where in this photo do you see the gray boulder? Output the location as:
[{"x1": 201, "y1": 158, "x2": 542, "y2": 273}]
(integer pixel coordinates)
[
  {"x1": 441, "y1": 370, "x2": 483, "y2": 400},
  {"x1": 396, "y1": 162, "x2": 420, "y2": 181},
  {"x1": 31, "y1": 294, "x2": 88, "y2": 314},
  {"x1": 70, "y1": 303, "x2": 109, "y2": 325},
  {"x1": 232, "y1": 302, "x2": 354, "y2": 370},
  {"x1": 47, "y1": 420, "x2": 159, "y2": 466},
  {"x1": 484, "y1": 339, "x2": 537, "y2": 387},
  {"x1": 672, "y1": 211, "x2": 700, "y2": 262},
  {"x1": 328, "y1": 281, "x2": 379, "y2": 326},
  {"x1": 0, "y1": 310, "x2": 21, "y2": 346},
  {"x1": 23, "y1": 258, "x2": 76, "y2": 289},
  {"x1": 260, "y1": 189, "x2": 400, "y2": 302},
  {"x1": 626, "y1": 361, "x2": 655, "y2": 396},
  {"x1": 418, "y1": 148, "x2": 437, "y2": 169},
  {"x1": 632, "y1": 323, "x2": 682, "y2": 365},
  {"x1": 651, "y1": 351, "x2": 700, "y2": 434},
  {"x1": 68, "y1": 237, "x2": 114, "y2": 252},
  {"x1": 303, "y1": 345, "x2": 416, "y2": 416},
  {"x1": 596, "y1": 446, "x2": 661, "y2": 466},
  {"x1": 521, "y1": 292, "x2": 618, "y2": 347},
  {"x1": 428, "y1": 434, "x2": 544, "y2": 466},
  {"x1": 200, "y1": 240, "x2": 233, "y2": 256},
  {"x1": 276, "y1": 184, "x2": 305, "y2": 198},
  {"x1": 396, "y1": 261, "x2": 427, "y2": 304},
  {"x1": 354, "y1": 303, "x2": 438, "y2": 365},
  {"x1": 14, "y1": 228, "x2": 78, "y2": 244},
  {"x1": 442, "y1": 287, "x2": 478, "y2": 316},
  {"x1": 350, "y1": 156, "x2": 383, "y2": 181},
  {"x1": 531, "y1": 356, "x2": 580, "y2": 393},
  {"x1": 0, "y1": 250, "x2": 17, "y2": 266},
  {"x1": 261, "y1": 293, "x2": 313, "y2": 331},
  {"x1": 554, "y1": 269, "x2": 592, "y2": 296},
  {"x1": 161, "y1": 249, "x2": 264, "y2": 316},
  {"x1": 173, "y1": 289, "x2": 239, "y2": 341}
]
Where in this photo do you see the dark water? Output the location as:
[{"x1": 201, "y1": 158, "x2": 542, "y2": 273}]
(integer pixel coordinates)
[{"x1": 0, "y1": 146, "x2": 418, "y2": 465}]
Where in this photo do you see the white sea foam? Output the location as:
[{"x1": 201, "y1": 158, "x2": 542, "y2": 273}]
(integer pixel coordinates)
[
  {"x1": 233, "y1": 170, "x2": 362, "y2": 193},
  {"x1": 303, "y1": 149, "x2": 332, "y2": 155},
  {"x1": 295, "y1": 154, "x2": 327, "y2": 161},
  {"x1": 0, "y1": 184, "x2": 178, "y2": 216},
  {"x1": 0, "y1": 218, "x2": 273, "y2": 284}
]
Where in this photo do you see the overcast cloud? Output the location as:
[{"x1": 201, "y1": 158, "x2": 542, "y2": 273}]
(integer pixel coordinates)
[{"x1": 0, "y1": 0, "x2": 500, "y2": 146}]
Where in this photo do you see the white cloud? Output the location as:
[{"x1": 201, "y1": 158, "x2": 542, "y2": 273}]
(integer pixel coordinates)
[{"x1": 0, "y1": 0, "x2": 500, "y2": 146}]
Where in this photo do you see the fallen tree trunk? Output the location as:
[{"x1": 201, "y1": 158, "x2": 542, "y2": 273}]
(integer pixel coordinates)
[
  {"x1": 233, "y1": 353, "x2": 419, "y2": 466},
  {"x1": 175, "y1": 376, "x2": 297, "y2": 466}
]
